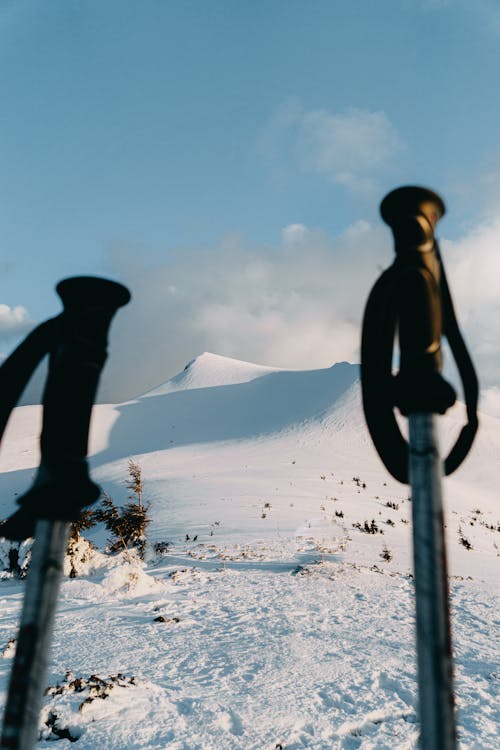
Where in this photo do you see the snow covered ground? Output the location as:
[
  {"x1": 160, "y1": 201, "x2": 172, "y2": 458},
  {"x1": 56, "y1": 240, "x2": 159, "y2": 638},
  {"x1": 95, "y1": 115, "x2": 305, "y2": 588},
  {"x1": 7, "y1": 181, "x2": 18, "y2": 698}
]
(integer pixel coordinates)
[{"x1": 0, "y1": 353, "x2": 499, "y2": 748}]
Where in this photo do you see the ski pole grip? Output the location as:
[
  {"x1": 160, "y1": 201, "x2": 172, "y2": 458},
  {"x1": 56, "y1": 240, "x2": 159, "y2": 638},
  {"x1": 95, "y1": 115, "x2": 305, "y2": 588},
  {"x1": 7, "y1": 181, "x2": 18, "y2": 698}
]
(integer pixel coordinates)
[
  {"x1": 361, "y1": 185, "x2": 478, "y2": 482},
  {"x1": 43, "y1": 277, "x2": 131, "y2": 461},
  {"x1": 381, "y1": 187, "x2": 456, "y2": 415},
  {"x1": 19, "y1": 277, "x2": 131, "y2": 523}
]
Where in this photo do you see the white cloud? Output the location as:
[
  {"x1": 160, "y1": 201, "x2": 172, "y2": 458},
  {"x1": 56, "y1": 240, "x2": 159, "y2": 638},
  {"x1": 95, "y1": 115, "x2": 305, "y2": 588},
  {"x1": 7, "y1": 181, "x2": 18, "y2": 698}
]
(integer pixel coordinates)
[
  {"x1": 0, "y1": 304, "x2": 32, "y2": 340},
  {"x1": 92, "y1": 210, "x2": 500, "y2": 403},
  {"x1": 297, "y1": 108, "x2": 402, "y2": 180},
  {"x1": 441, "y1": 215, "x2": 500, "y2": 387},
  {"x1": 281, "y1": 224, "x2": 309, "y2": 244},
  {"x1": 259, "y1": 100, "x2": 403, "y2": 193}
]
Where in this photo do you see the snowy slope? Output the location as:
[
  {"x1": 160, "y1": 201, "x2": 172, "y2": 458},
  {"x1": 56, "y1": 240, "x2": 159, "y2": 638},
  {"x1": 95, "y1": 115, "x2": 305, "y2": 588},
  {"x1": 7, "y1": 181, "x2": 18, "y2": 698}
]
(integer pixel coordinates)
[
  {"x1": 0, "y1": 353, "x2": 499, "y2": 749},
  {"x1": 141, "y1": 351, "x2": 282, "y2": 397}
]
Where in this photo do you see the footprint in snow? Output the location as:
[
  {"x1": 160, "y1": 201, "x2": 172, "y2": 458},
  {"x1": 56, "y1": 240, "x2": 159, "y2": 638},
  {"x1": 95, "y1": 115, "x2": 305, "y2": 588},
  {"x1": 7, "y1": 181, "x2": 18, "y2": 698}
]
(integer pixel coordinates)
[{"x1": 217, "y1": 708, "x2": 244, "y2": 736}]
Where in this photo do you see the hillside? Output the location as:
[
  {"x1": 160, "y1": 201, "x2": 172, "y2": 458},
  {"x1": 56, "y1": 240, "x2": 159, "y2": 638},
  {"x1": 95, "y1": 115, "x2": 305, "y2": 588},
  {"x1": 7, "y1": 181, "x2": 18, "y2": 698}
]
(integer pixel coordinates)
[{"x1": 0, "y1": 353, "x2": 498, "y2": 748}]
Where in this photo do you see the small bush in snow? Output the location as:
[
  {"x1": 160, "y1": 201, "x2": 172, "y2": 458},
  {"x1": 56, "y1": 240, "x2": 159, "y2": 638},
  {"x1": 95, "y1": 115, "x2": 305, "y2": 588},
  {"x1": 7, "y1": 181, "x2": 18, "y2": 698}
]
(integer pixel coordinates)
[
  {"x1": 154, "y1": 541, "x2": 170, "y2": 556},
  {"x1": 65, "y1": 510, "x2": 99, "y2": 578},
  {"x1": 352, "y1": 476, "x2": 366, "y2": 489},
  {"x1": 65, "y1": 534, "x2": 98, "y2": 579},
  {"x1": 380, "y1": 545, "x2": 393, "y2": 562},
  {"x1": 0, "y1": 535, "x2": 33, "y2": 579},
  {"x1": 125, "y1": 460, "x2": 144, "y2": 509},
  {"x1": 69, "y1": 509, "x2": 97, "y2": 540},
  {"x1": 352, "y1": 519, "x2": 383, "y2": 535},
  {"x1": 94, "y1": 462, "x2": 150, "y2": 560},
  {"x1": 479, "y1": 519, "x2": 500, "y2": 532},
  {"x1": 458, "y1": 526, "x2": 473, "y2": 551},
  {"x1": 41, "y1": 672, "x2": 137, "y2": 742}
]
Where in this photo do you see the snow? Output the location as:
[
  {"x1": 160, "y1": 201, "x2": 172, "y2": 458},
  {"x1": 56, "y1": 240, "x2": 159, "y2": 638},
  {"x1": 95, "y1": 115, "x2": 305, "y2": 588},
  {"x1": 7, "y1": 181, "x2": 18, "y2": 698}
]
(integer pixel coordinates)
[
  {"x1": 0, "y1": 352, "x2": 499, "y2": 748},
  {"x1": 141, "y1": 351, "x2": 282, "y2": 398}
]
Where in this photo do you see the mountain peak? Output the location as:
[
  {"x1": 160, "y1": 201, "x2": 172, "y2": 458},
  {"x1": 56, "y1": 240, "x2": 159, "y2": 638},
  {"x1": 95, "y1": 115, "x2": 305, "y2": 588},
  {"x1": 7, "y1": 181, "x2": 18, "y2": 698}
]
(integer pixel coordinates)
[{"x1": 141, "y1": 352, "x2": 282, "y2": 398}]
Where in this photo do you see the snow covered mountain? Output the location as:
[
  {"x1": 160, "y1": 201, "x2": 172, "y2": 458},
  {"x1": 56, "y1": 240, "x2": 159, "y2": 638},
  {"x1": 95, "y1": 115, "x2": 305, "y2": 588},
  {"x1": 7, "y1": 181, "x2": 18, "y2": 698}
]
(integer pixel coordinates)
[{"x1": 0, "y1": 353, "x2": 499, "y2": 748}]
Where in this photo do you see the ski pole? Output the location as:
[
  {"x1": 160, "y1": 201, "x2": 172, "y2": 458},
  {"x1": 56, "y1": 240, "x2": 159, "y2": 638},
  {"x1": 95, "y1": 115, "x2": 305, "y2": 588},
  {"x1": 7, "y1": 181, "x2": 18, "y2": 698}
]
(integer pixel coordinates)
[
  {"x1": 383, "y1": 187, "x2": 457, "y2": 749},
  {"x1": 360, "y1": 186, "x2": 478, "y2": 749},
  {"x1": 1, "y1": 276, "x2": 130, "y2": 750}
]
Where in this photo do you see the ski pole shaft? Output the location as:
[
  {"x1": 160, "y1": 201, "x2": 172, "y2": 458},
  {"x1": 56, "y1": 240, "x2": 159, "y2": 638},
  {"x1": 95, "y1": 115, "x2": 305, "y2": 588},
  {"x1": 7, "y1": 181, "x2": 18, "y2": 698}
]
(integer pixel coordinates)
[
  {"x1": 409, "y1": 413, "x2": 456, "y2": 750},
  {"x1": 1, "y1": 521, "x2": 69, "y2": 750}
]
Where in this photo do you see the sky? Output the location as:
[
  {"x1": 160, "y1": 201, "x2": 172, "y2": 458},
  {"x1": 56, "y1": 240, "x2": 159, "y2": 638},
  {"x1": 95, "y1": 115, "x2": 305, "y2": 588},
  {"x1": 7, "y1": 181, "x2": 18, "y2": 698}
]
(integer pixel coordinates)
[{"x1": 1, "y1": 0, "x2": 500, "y2": 410}]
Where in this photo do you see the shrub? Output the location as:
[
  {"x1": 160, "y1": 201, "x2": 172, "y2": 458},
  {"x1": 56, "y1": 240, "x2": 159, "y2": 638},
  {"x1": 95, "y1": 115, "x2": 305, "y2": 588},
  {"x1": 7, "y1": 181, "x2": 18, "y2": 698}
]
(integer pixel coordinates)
[
  {"x1": 352, "y1": 519, "x2": 383, "y2": 535},
  {"x1": 385, "y1": 501, "x2": 399, "y2": 511},
  {"x1": 380, "y1": 545, "x2": 392, "y2": 562},
  {"x1": 66, "y1": 511, "x2": 98, "y2": 578},
  {"x1": 68, "y1": 509, "x2": 97, "y2": 543},
  {"x1": 458, "y1": 526, "x2": 473, "y2": 551},
  {"x1": 0, "y1": 534, "x2": 32, "y2": 578},
  {"x1": 94, "y1": 462, "x2": 150, "y2": 560}
]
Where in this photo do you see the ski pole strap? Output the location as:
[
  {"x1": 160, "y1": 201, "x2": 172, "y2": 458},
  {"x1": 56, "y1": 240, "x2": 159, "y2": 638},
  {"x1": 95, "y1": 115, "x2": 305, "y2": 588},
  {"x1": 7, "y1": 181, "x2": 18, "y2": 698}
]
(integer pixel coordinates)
[
  {"x1": 360, "y1": 186, "x2": 478, "y2": 483},
  {"x1": 2, "y1": 277, "x2": 130, "y2": 540},
  {"x1": 0, "y1": 317, "x2": 62, "y2": 446},
  {"x1": 438, "y1": 264, "x2": 479, "y2": 475}
]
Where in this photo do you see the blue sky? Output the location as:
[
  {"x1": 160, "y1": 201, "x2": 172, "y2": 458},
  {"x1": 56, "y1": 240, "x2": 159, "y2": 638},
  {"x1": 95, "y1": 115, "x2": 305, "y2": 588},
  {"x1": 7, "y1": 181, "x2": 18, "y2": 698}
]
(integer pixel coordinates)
[{"x1": 1, "y1": 0, "x2": 500, "y2": 404}]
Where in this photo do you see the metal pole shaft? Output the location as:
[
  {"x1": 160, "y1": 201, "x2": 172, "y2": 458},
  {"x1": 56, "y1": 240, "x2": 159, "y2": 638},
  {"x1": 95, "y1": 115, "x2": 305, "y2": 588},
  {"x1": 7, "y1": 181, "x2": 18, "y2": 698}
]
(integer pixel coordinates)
[
  {"x1": 409, "y1": 413, "x2": 457, "y2": 750},
  {"x1": 1, "y1": 520, "x2": 69, "y2": 750}
]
